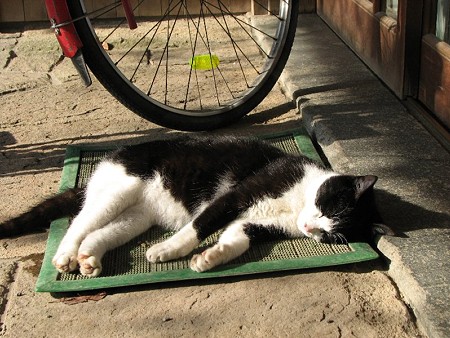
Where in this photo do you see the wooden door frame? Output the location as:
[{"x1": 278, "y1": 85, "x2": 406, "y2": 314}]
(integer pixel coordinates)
[{"x1": 316, "y1": 0, "x2": 424, "y2": 99}]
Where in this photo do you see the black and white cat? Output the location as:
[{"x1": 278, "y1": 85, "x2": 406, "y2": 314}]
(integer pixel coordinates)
[{"x1": 0, "y1": 136, "x2": 392, "y2": 277}]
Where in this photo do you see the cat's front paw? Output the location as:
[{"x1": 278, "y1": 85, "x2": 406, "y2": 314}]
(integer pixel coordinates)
[
  {"x1": 146, "y1": 241, "x2": 183, "y2": 263},
  {"x1": 78, "y1": 254, "x2": 102, "y2": 277},
  {"x1": 190, "y1": 253, "x2": 212, "y2": 272},
  {"x1": 190, "y1": 248, "x2": 222, "y2": 272},
  {"x1": 52, "y1": 252, "x2": 78, "y2": 273}
]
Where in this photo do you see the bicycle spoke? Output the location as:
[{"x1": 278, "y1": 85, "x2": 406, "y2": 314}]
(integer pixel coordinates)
[
  {"x1": 205, "y1": 0, "x2": 279, "y2": 41},
  {"x1": 99, "y1": 0, "x2": 146, "y2": 44},
  {"x1": 147, "y1": 0, "x2": 183, "y2": 97},
  {"x1": 129, "y1": 20, "x2": 163, "y2": 82},
  {"x1": 200, "y1": 3, "x2": 221, "y2": 106},
  {"x1": 184, "y1": 7, "x2": 203, "y2": 109},
  {"x1": 115, "y1": 0, "x2": 182, "y2": 66},
  {"x1": 203, "y1": 3, "x2": 261, "y2": 78},
  {"x1": 86, "y1": 1, "x2": 123, "y2": 21}
]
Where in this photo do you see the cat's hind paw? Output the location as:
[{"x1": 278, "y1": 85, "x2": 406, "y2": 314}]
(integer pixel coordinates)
[
  {"x1": 78, "y1": 254, "x2": 102, "y2": 277},
  {"x1": 52, "y1": 252, "x2": 78, "y2": 273}
]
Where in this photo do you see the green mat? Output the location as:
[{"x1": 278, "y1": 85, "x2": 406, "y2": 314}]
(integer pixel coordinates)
[{"x1": 36, "y1": 131, "x2": 378, "y2": 292}]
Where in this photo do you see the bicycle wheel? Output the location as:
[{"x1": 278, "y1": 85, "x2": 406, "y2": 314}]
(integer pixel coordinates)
[{"x1": 68, "y1": 0, "x2": 299, "y2": 131}]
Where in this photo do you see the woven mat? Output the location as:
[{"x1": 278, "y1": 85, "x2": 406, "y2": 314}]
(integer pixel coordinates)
[{"x1": 36, "y1": 131, "x2": 378, "y2": 292}]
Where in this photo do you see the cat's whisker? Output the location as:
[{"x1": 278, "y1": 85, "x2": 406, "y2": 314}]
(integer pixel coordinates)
[
  {"x1": 335, "y1": 233, "x2": 348, "y2": 245},
  {"x1": 328, "y1": 232, "x2": 347, "y2": 245}
]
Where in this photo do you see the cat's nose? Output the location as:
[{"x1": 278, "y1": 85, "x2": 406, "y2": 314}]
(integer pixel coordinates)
[
  {"x1": 301, "y1": 223, "x2": 320, "y2": 236},
  {"x1": 301, "y1": 222, "x2": 312, "y2": 233}
]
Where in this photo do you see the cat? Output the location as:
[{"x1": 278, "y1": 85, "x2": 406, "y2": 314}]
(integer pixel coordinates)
[{"x1": 0, "y1": 136, "x2": 393, "y2": 277}]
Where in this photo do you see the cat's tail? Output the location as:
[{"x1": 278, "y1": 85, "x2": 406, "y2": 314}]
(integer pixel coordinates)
[{"x1": 0, "y1": 187, "x2": 85, "y2": 238}]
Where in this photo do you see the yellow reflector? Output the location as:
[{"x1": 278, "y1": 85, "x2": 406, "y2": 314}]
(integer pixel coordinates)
[{"x1": 189, "y1": 54, "x2": 220, "y2": 70}]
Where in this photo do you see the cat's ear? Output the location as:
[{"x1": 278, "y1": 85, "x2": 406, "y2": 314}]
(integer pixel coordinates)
[
  {"x1": 372, "y1": 223, "x2": 396, "y2": 236},
  {"x1": 354, "y1": 175, "x2": 378, "y2": 200}
]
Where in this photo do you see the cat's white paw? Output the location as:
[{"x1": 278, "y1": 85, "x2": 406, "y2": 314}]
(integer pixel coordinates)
[
  {"x1": 190, "y1": 249, "x2": 221, "y2": 272},
  {"x1": 146, "y1": 241, "x2": 183, "y2": 263},
  {"x1": 78, "y1": 254, "x2": 102, "y2": 277},
  {"x1": 52, "y1": 252, "x2": 78, "y2": 273},
  {"x1": 190, "y1": 253, "x2": 211, "y2": 272}
]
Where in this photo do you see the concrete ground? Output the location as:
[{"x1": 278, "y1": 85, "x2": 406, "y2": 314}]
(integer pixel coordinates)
[{"x1": 0, "y1": 13, "x2": 448, "y2": 338}]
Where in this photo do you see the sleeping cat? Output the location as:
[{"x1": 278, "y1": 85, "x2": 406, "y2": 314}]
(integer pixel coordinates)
[{"x1": 0, "y1": 136, "x2": 392, "y2": 277}]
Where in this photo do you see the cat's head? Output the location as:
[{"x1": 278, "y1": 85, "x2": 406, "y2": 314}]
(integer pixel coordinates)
[{"x1": 297, "y1": 174, "x2": 393, "y2": 244}]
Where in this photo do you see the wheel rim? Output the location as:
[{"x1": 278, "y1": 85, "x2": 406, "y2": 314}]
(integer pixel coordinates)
[{"x1": 79, "y1": 0, "x2": 294, "y2": 117}]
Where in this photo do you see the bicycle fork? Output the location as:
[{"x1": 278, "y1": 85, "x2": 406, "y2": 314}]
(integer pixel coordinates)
[{"x1": 45, "y1": 0, "x2": 137, "y2": 86}]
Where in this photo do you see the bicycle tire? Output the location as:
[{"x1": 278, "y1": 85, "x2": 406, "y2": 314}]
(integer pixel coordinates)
[{"x1": 68, "y1": 0, "x2": 299, "y2": 131}]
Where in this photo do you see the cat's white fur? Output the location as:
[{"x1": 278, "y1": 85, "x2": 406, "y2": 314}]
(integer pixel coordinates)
[{"x1": 53, "y1": 160, "x2": 338, "y2": 276}]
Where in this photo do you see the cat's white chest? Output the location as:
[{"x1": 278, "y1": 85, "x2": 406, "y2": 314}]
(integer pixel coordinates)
[
  {"x1": 246, "y1": 196, "x2": 292, "y2": 218},
  {"x1": 242, "y1": 185, "x2": 304, "y2": 236}
]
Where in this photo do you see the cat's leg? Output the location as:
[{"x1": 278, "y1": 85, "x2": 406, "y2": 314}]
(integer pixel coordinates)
[
  {"x1": 75, "y1": 201, "x2": 154, "y2": 277},
  {"x1": 52, "y1": 162, "x2": 143, "y2": 273},
  {"x1": 146, "y1": 221, "x2": 200, "y2": 263},
  {"x1": 190, "y1": 221, "x2": 250, "y2": 272},
  {"x1": 146, "y1": 180, "x2": 259, "y2": 264}
]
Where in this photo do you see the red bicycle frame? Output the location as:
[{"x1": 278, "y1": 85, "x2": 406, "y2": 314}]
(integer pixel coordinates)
[
  {"x1": 45, "y1": 0, "x2": 82, "y2": 58},
  {"x1": 44, "y1": 0, "x2": 137, "y2": 85}
]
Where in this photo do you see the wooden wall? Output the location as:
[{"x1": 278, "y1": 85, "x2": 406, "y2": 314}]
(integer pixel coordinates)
[
  {"x1": 0, "y1": 0, "x2": 47, "y2": 22},
  {"x1": 0, "y1": 0, "x2": 315, "y2": 23},
  {"x1": 317, "y1": 0, "x2": 405, "y2": 97},
  {"x1": 419, "y1": 34, "x2": 450, "y2": 128}
]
